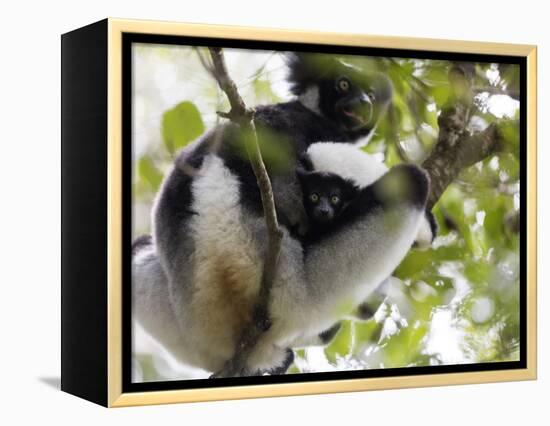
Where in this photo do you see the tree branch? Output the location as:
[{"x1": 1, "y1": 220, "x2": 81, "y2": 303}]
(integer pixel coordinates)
[
  {"x1": 421, "y1": 63, "x2": 514, "y2": 210},
  {"x1": 207, "y1": 47, "x2": 283, "y2": 378},
  {"x1": 423, "y1": 121, "x2": 509, "y2": 209}
]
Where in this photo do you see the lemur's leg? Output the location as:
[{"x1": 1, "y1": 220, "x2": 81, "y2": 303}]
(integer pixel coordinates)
[{"x1": 265, "y1": 349, "x2": 295, "y2": 375}]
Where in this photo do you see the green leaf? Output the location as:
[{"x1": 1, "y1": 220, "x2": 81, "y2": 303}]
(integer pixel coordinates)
[
  {"x1": 325, "y1": 321, "x2": 352, "y2": 364},
  {"x1": 382, "y1": 322, "x2": 428, "y2": 367},
  {"x1": 234, "y1": 126, "x2": 294, "y2": 174},
  {"x1": 353, "y1": 320, "x2": 382, "y2": 355},
  {"x1": 498, "y1": 120, "x2": 520, "y2": 153},
  {"x1": 430, "y1": 85, "x2": 451, "y2": 106},
  {"x1": 138, "y1": 156, "x2": 163, "y2": 191},
  {"x1": 253, "y1": 78, "x2": 281, "y2": 103},
  {"x1": 162, "y1": 101, "x2": 205, "y2": 155},
  {"x1": 421, "y1": 64, "x2": 449, "y2": 86}
]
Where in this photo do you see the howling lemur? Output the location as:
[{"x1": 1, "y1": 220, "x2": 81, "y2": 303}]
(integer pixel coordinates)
[{"x1": 132, "y1": 52, "x2": 436, "y2": 376}]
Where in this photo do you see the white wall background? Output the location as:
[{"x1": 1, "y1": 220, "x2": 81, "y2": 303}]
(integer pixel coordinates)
[{"x1": 0, "y1": 0, "x2": 546, "y2": 424}]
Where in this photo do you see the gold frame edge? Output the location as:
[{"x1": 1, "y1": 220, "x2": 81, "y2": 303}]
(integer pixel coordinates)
[{"x1": 107, "y1": 19, "x2": 123, "y2": 407}]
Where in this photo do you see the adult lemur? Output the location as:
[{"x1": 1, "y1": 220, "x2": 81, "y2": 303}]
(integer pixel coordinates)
[{"x1": 133, "y1": 53, "x2": 435, "y2": 376}]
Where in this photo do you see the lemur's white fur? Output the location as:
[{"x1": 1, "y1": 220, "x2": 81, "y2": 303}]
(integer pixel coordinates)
[
  {"x1": 133, "y1": 143, "x2": 428, "y2": 374},
  {"x1": 307, "y1": 142, "x2": 388, "y2": 187}
]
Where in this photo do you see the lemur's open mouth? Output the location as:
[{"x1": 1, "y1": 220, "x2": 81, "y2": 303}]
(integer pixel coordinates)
[
  {"x1": 341, "y1": 101, "x2": 373, "y2": 130},
  {"x1": 343, "y1": 107, "x2": 370, "y2": 125}
]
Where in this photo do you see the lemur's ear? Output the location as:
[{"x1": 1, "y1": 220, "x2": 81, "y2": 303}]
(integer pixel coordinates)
[
  {"x1": 285, "y1": 52, "x2": 337, "y2": 95},
  {"x1": 297, "y1": 152, "x2": 314, "y2": 172}
]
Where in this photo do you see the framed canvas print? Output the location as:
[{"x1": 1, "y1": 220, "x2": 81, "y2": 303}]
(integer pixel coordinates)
[{"x1": 61, "y1": 18, "x2": 537, "y2": 407}]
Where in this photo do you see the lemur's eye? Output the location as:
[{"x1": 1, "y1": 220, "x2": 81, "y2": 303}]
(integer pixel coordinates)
[
  {"x1": 337, "y1": 78, "x2": 351, "y2": 93},
  {"x1": 310, "y1": 193, "x2": 319, "y2": 203},
  {"x1": 367, "y1": 90, "x2": 376, "y2": 101},
  {"x1": 331, "y1": 195, "x2": 340, "y2": 205}
]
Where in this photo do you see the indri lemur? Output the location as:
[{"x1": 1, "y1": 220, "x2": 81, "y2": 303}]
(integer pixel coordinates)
[
  {"x1": 132, "y1": 53, "x2": 435, "y2": 376},
  {"x1": 296, "y1": 168, "x2": 359, "y2": 242}
]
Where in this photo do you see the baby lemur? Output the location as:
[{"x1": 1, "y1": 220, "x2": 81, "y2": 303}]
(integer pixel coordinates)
[
  {"x1": 293, "y1": 166, "x2": 376, "y2": 351},
  {"x1": 296, "y1": 167, "x2": 360, "y2": 243}
]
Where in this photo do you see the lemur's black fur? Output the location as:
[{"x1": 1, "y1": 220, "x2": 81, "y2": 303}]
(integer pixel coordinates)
[{"x1": 296, "y1": 169, "x2": 360, "y2": 242}]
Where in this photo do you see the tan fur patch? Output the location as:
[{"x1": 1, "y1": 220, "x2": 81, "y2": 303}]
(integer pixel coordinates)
[
  {"x1": 191, "y1": 242, "x2": 262, "y2": 359},
  {"x1": 186, "y1": 155, "x2": 265, "y2": 364}
]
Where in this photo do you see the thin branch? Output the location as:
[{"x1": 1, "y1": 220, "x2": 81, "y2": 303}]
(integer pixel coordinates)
[
  {"x1": 194, "y1": 47, "x2": 216, "y2": 78},
  {"x1": 207, "y1": 47, "x2": 283, "y2": 378}
]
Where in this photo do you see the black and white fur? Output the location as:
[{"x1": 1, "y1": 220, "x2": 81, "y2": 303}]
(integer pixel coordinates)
[
  {"x1": 133, "y1": 144, "x2": 434, "y2": 375},
  {"x1": 302, "y1": 143, "x2": 437, "y2": 249},
  {"x1": 297, "y1": 143, "x2": 437, "y2": 347},
  {"x1": 133, "y1": 54, "x2": 433, "y2": 376}
]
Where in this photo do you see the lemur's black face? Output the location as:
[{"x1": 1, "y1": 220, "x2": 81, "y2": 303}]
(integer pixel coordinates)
[
  {"x1": 318, "y1": 70, "x2": 380, "y2": 134},
  {"x1": 287, "y1": 53, "x2": 393, "y2": 138},
  {"x1": 297, "y1": 169, "x2": 358, "y2": 225}
]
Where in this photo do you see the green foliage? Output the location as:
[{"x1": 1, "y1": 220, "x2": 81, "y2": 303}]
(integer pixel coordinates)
[
  {"x1": 162, "y1": 101, "x2": 205, "y2": 155},
  {"x1": 325, "y1": 321, "x2": 353, "y2": 363},
  {"x1": 499, "y1": 120, "x2": 521, "y2": 153},
  {"x1": 253, "y1": 78, "x2": 282, "y2": 103},
  {"x1": 234, "y1": 127, "x2": 294, "y2": 174},
  {"x1": 134, "y1": 100, "x2": 206, "y2": 203},
  {"x1": 138, "y1": 156, "x2": 163, "y2": 192},
  {"x1": 382, "y1": 321, "x2": 429, "y2": 367}
]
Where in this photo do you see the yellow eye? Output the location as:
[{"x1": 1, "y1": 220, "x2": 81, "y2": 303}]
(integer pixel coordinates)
[
  {"x1": 331, "y1": 195, "x2": 340, "y2": 205},
  {"x1": 310, "y1": 193, "x2": 319, "y2": 203},
  {"x1": 338, "y1": 78, "x2": 350, "y2": 92}
]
